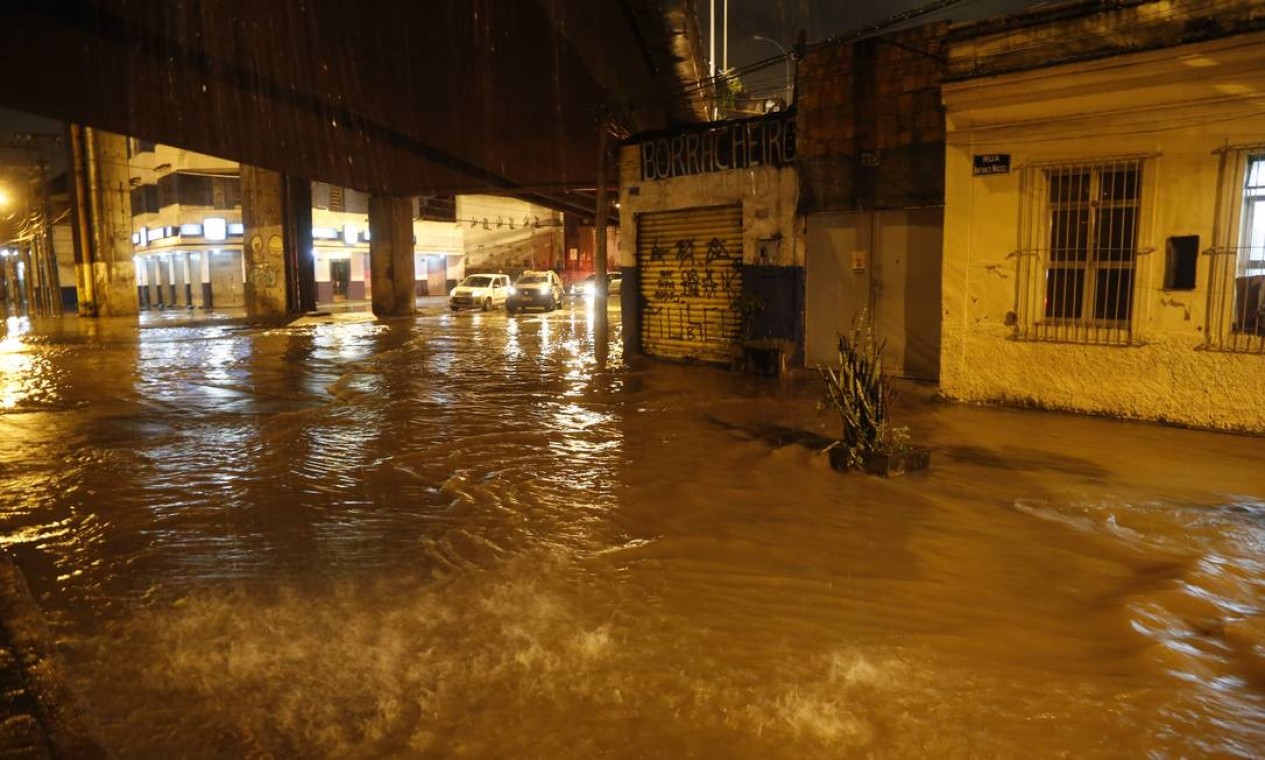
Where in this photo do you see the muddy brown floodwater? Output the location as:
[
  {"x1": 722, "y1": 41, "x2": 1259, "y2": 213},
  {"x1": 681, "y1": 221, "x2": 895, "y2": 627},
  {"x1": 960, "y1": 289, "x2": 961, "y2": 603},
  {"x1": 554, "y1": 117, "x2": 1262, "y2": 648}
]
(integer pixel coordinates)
[{"x1": 0, "y1": 305, "x2": 1262, "y2": 758}]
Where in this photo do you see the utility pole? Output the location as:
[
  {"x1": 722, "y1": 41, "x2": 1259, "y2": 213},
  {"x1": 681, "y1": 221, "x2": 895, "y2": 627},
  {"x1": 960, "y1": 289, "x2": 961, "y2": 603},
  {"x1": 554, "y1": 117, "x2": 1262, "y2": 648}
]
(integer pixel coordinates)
[
  {"x1": 723, "y1": 0, "x2": 729, "y2": 72},
  {"x1": 20, "y1": 246, "x2": 37, "y2": 315},
  {"x1": 36, "y1": 158, "x2": 60, "y2": 314},
  {"x1": 0, "y1": 168, "x2": 35, "y2": 316},
  {"x1": 594, "y1": 112, "x2": 610, "y2": 367},
  {"x1": 709, "y1": 0, "x2": 716, "y2": 120},
  {"x1": 709, "y1": 0, "x2": 715, "y2": 82},
  {"x1": 67, "y1": 123, "x2": 98, "y2": 316},
  {"x1": 10, "y1": 132, "x2": 64, "y2": 315}
]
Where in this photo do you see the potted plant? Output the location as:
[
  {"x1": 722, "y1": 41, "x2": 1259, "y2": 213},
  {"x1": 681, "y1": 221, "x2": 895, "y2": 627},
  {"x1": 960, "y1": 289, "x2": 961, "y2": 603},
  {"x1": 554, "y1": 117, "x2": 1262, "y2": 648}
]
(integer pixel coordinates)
[{"x1": 817, "y1": 314, "x2": 929, "y2": 477}]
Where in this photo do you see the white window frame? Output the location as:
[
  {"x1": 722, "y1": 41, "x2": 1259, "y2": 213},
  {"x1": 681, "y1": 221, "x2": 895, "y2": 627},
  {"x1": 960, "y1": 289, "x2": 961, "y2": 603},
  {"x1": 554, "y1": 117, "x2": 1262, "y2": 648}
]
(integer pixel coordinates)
[
  {"x1": 1238, "y1": 156, "x2": 1265, "y2": 277},
  {"x1": 1206, "y1": 148, "x2": 1265, "y2": 352},
  {"x1": 1014, "y1": 156, "x2": 1154, "y2": 345}
]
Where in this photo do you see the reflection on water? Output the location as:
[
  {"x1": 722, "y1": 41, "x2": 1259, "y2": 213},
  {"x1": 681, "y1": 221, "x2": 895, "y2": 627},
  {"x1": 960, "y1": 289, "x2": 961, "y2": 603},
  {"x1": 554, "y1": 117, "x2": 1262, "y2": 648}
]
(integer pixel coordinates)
[
  {"x1": 0, "y1": 315, "x2": 67, "y2": 411},
  {"x1": 0, "y1": 306, "x2": 1262, "y2": 758}
]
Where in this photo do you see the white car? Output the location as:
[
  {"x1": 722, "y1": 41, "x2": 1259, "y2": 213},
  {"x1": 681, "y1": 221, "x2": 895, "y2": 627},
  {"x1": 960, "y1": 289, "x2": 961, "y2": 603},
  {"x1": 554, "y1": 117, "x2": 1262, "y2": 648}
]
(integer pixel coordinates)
[
  {"x1": 569, "y1": 271, "x2": 623, "y2": 298},
  {"x1": 506, "y1": 270, "x2": 565, "y2": 312},
  {"x1": 449, "y1": 273, "x2": 511, "y2": 311}
]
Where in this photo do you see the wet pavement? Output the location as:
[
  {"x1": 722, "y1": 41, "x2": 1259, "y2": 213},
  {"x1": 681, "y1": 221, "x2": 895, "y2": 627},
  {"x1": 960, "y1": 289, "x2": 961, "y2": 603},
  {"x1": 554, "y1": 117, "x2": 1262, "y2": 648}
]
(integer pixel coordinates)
[{"x1": 0, "y1": 299, "x2": 1263, "y2": 758}]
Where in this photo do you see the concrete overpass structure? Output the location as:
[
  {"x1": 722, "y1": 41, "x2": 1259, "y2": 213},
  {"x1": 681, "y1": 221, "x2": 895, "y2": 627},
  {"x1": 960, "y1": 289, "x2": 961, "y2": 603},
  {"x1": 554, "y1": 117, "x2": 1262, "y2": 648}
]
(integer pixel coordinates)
[{"x1": 1, "y1": 0, "x2": 707, "y2": 317}]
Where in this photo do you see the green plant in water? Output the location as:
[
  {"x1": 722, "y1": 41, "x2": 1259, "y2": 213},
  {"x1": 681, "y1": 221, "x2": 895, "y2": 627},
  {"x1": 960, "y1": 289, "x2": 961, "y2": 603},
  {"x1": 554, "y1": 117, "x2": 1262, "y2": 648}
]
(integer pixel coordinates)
[{"x1": 817, "y1": 312, "x2": 908, "y2": 469}]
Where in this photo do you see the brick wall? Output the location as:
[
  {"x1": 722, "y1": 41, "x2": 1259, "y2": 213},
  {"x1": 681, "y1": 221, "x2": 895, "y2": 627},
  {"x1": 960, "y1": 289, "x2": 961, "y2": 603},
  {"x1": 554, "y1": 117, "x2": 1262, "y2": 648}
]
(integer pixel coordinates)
[{"x1": 796, "y1": 22, "x2": 948, "y2": 212}]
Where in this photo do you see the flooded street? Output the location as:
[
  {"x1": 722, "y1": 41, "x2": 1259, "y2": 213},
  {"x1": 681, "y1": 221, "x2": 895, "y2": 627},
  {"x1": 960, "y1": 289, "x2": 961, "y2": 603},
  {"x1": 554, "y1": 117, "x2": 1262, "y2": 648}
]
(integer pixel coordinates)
[{"x1": 0, "y1": 305, "x2": 1263, "y2": 758}]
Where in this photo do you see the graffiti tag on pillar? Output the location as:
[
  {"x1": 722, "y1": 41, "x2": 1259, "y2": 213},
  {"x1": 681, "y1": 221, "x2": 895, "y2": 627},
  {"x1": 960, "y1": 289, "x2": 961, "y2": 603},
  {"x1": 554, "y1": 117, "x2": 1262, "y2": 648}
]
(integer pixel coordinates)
[{"x1": 249, "y1": 264, "x2": 278, "y2": 288}]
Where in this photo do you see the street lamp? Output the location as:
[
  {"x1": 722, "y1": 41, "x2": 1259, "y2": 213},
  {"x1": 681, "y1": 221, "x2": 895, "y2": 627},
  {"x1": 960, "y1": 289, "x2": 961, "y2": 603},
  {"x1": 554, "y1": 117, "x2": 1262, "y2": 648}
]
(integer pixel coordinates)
[{"x1": 751, "y1": 35, "x2": 792, "y2": 109}]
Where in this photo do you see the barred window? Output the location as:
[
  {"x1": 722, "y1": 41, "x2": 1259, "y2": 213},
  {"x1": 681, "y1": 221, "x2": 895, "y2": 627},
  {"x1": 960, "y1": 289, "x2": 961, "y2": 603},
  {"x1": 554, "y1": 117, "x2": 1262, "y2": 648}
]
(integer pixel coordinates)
[
  {"x1": 1015, "y1": 158, "x2": 1148, "y2": 345},
  {"x1": 1206, "y1": 151, "x2": 1265, "y2": 352},
  {"x1": 1240, "y1": 157, "x2": 1265, "y2": 277}
]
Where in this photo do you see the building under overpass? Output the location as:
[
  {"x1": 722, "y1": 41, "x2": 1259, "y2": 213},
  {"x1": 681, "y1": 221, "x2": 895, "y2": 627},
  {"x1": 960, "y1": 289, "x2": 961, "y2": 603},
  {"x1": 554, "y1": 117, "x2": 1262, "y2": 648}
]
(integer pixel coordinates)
[{"x1": 0, "y1": 0, "x2": 710, "y2": 317}]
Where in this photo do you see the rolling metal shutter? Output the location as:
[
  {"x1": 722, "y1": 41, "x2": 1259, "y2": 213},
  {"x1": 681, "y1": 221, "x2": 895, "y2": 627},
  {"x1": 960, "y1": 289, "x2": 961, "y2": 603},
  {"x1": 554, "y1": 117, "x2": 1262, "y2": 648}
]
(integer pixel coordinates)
[{"x1": 636, "y1": 205, "x2": 743, "y2": 364}]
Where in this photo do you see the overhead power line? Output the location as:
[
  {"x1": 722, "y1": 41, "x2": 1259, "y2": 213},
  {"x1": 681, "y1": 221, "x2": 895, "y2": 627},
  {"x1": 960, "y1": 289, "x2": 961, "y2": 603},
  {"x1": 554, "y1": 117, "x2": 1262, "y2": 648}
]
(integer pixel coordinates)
[{"x1": 638, "y1": 0, "x2": 969, "y2": 118}]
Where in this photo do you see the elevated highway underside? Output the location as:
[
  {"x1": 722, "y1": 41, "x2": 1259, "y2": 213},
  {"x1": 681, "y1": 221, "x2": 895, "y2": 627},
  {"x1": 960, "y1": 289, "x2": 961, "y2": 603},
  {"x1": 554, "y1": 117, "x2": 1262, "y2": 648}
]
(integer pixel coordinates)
[{"x1": 1, "y1": 0, "x2": 706, "y2": 199}]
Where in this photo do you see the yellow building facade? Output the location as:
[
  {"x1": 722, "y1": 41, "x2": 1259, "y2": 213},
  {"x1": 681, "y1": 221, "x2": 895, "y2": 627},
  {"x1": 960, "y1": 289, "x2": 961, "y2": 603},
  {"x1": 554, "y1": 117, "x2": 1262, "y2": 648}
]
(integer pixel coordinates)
[{"x1": 941, "y1": 21, "x2": 1265, "y2": 433}]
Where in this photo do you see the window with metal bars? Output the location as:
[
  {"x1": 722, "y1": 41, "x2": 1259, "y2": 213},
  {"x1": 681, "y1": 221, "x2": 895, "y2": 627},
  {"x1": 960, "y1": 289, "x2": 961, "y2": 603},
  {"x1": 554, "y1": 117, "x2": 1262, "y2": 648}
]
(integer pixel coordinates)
[
  {"x1": 1015, "y1": 158, "x2": 1147, "y2": 344},
  {"x1": 1206, "y1": 152, "x2": 1265, "y2": 352},
  {"x1": 1241, "y1": 157, "x2": 1265, "y2": 279}
]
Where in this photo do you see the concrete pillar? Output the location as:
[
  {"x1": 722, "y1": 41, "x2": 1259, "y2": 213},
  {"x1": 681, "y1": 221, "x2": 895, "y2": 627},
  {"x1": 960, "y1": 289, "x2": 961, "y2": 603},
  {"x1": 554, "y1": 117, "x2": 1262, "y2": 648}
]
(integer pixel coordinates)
[
  {"x1": 241, "y1": 167, "x2": 314, "y2": 317},
  {"x1": 68, "y1": 126, "x2": 137, "y2": 317},
  {"x1": 152, "y1": 257, "x2": 162, "y2": 306},
  {"x1": 134, "y1": 255, "x2": 147, "y2": 309},
  {"x1": 286, "y1": 178, "x2": 316, "y2": 313},
  {"x1": 0, "y1": 257, "x2": 12, "y2": 310},
  {"x1": 148, "y1": 258, "x2": 162, "y2": 307},
  {"x1": 194, "y1": 252, "x2": 211, "y2": 308},
  {"x1": 181, "y1": 252, "x2": 193, "y2": 307},
  {"x1": 160, "y1": 256, "x2": 172, "y2": 306},
  {"x1": 20, "y1": 248, "x2": 37, "y2": 314},
  {"x1": 241, "y1": 166, "x2": 289, "y2": 318},
  {"x1": 368, "y1": 195, "x2": 415, "y2": 317},
  {"x1": 169, "y1": 256, "x2": 178, "y2": 305}
]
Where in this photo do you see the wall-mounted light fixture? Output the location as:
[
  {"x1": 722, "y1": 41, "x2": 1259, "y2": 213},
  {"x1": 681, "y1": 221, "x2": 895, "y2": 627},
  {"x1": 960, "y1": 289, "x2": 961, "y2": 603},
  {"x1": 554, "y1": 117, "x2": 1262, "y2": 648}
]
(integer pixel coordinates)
[{"x1": 204, "y1": 217, "x2": 227, "y2": 241}]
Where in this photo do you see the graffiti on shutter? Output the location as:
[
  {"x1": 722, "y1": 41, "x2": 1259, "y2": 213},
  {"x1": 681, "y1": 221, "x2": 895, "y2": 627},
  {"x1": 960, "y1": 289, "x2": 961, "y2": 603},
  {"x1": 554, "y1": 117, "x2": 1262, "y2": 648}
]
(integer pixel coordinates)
[{"x1": 637, "y1": 206, "x2": 743, "y2": 363}]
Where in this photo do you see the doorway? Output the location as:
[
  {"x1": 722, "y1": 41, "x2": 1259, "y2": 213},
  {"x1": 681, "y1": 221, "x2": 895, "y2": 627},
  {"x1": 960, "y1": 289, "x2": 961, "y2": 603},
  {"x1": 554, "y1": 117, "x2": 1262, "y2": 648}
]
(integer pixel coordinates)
[
  {"x1": 805, "y1": 209, "x2": 943, "y2": 381},
  {"x1": 330, "y1": 259, "x2": 351, "y2": 301}
]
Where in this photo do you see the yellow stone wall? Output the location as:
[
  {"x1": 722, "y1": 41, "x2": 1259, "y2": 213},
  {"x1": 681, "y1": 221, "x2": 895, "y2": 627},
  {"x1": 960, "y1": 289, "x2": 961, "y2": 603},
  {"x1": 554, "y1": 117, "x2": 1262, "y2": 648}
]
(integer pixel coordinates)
[{"x1": 941, "y1": 32, "x2": 1265, "y2": 433}]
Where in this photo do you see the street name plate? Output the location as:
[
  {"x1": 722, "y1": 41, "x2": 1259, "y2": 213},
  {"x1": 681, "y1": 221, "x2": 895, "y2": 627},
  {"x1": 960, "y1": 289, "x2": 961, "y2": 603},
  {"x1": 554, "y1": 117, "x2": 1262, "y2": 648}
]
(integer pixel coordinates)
[{"x1": 973, "y1": 154, "x2": 1011, "y2": 175}]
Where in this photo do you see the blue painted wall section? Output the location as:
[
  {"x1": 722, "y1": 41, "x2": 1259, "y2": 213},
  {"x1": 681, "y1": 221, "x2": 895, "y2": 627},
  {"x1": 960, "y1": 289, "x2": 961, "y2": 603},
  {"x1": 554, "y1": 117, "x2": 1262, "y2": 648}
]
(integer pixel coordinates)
[{"x1": 741, "y1": 265, "x2": 804, "y2": 364}]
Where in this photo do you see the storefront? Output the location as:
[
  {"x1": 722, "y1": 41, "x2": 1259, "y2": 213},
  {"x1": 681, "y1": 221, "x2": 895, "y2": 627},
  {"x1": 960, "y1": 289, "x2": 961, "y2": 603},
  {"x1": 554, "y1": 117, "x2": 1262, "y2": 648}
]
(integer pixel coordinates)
[
  {"x1": 132, "y1": 217, "x2": 246, "y2": 309},
  {"x1": 619, "y1": 112, "x2": 803, "y2": 366}
]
